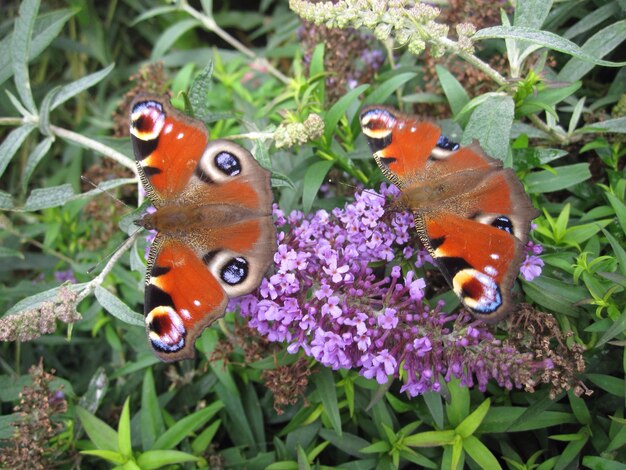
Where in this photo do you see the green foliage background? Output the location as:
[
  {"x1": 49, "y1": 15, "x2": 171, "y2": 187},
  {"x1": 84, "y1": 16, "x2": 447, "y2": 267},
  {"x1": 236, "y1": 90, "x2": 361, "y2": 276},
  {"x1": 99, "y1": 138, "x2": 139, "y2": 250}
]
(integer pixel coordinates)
[{"x1": 1, "y1": 0, "x2": 625, "y2": 468}]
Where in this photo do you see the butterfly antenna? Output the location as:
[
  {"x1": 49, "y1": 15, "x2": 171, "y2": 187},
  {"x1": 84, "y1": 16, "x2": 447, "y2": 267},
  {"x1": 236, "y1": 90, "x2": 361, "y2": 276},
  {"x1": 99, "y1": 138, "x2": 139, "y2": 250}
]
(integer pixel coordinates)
[
  {"x1": 81, "y1": 175, "x2": 129, "y2": 209},
  {"x1": 86, "y1": 227, "x2": 143, "y2": 274}
]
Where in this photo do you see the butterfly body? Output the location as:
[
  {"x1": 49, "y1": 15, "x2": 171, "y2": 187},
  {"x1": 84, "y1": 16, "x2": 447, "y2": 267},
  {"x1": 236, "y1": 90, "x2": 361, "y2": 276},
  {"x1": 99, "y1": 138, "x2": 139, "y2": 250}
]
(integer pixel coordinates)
[
  {"x1": 130, "y1": 96, "x2": 275, "y2": 361},
  {"x1": 361, "y1": 106, "x2": 538, "y2": 322}
]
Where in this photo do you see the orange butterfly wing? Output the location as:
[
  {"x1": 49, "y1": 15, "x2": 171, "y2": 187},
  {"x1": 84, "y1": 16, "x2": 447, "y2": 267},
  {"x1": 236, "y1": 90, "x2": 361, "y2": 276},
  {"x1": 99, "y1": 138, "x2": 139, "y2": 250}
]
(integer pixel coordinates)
[
  {"x1": 361, "y1": 106, "x2": 538, "y2": 322},
  {"x1": 130, "y1": 96, "x2": 275, "y2": 361}
]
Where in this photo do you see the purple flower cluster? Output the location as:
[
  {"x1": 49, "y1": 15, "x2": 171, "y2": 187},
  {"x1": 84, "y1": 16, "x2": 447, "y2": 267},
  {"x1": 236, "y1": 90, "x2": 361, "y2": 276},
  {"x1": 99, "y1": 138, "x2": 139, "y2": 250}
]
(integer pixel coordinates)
[{"x1": 232, "y1": 185, "x2": 547, "y2": 396}]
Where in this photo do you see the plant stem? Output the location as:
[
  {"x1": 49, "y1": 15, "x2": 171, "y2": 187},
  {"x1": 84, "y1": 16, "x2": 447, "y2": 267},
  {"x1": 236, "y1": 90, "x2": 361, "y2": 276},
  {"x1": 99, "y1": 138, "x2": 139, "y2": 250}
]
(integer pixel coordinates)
[
  {"x1": 528, "y1": 114, "x2": 568, "y2": 144},
  {"x1": 49, "y1": 125, "x2": 137, "y2": 173},
  {"x1": 180, "y1": 3, "x2": 291, "y2": 86},
  {"x1": 437, "y1": 36, "x2": 507, "y2": 86},
  {"x1": 4, "y1": 222, "x2": 76, "y2": 266},
  {"x1": 77, "y1": 230, "x2": 140, "y2": 304}
]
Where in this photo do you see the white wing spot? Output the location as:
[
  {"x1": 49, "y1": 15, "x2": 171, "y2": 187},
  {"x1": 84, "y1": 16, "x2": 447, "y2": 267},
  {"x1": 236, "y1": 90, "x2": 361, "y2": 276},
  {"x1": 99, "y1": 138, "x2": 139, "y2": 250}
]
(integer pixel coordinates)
[
  {"x1": 490, "y1": 253, "x2": 500, "y2": 260},
  {"x1": 163, "y1": 123, "x2": 173, "y2": 134},
  {"x1": 180, "y1": 308, "x2": 191, "y2": 319},
  {"x1": 193, "y1": 300, "x2": 201, "y2": 307},
  {"x1": 176, "y1": 132, "x2": 185, "y2": 140},
  {"x1": 484, "y1": 265, "x2": 497, "y2": 276}
]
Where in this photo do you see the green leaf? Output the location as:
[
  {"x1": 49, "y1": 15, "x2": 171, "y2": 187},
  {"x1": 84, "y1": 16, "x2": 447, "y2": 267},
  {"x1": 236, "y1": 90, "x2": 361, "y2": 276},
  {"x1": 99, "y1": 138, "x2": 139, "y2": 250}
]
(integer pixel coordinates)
[
  {"x1": 370, "y1": 397, "x2": 394, "y2": 437},
  {"x1": 109, "y1": 357, "x2": 160, "y2": 380},
  {"x1": 450, "y1": 437, "x2": 464, "y2": 470},
  {"x1": 152, "y1": 401, "x2": 223, "y2": 450},
  {"x1": 50, "y1": 63, "x2": 115, "y2": 110},
  {"x1": 151, "y1": 19, "x2": 201, "y2": 60},
  {"x1": 567, "y1": 391, "x2": 591, "y2": 425},
  {"x1": 22, "y1": 136, "x2": 53, "y2": 189},
  {"x1": 585, "y1": 374, "x2": 625, "y2": 397},
  {"x1": 462, "y1": 435, "x2": 502, "y2": 470},
  {"x1": 456, "y1": 399, "x2": 491, "y2": 438},
  {"x1": 564, "y1": 220, "x2": 612, "y2": 245},
  {"x1": 517, "y1": 82, "x2": 582, "y2": 117},
  {"x1": 474, "y1": 26, "x2": 626, "y2": 68},
  {"x1": 563, "y1": 2, "x2": 620, "y2": 39},
  {"x1": 136, "y1": 450, "x2": 200, "y2": 469},
  {"x1": 0, "y1": 246, "x2": 25, "y2": 259},
  {"x1": 567, "y1": 97, "x2": 586, "y2": 135},
  {"x1": 215, "y1": 381, "x2": 258, "y2": 448},
  {"x1": 578, "y1": 116, "x2": 626, "y2": 134},
  {"x1": 188, "y1": 61, "x2": 214, "y2": 120},
  {"x1": 445, "y1": 378, "x2": 470, "y2": 428},
  {"x1": 75, "y1": 405, "x2": 118, "y2": 452},
  {"x1": 38, "y1": 85, "x2": 59, "y2": 136},
  {"x1": 302, "y1": 160, "x2": 333, "y2": 212},
  {"x1": 140, "y1": 369, "x2": 164, "y2": 450},
  {"x1": 558, "y1": 20, "x2": 626, "y2": 82},
  {"x1": 191, "y1": 419, "x2": 221, "y2": 454},
  {"x1": 209, "y1": 358, "x2": 238, "y2": 395},
  {"x1": 95, "y1": 286, "x2": 144, "y2": 327},
  {"x1": 422, "y1": 392, "x2": 444, "y2": 429},
  {"x1": 324, "y1": 84, "x2": 369, "y2": 142},
  {"x1": 242, "y1": 382, "x2": 265, "y2": 451},
  {"x1": 22, "y1": 184, "x2": 75, "y2": 211},
  {"x1": 360, "y1": 440, "x2": 391, "y2": 453},
  {"x1": 606, "y1": 193, "x2": 626, "y2": 233},
  {"x1": 361, "y1": 72, "x2": 417, "y2": 108},
  {"x1": 604, "y1": 230, "x2": 626, "y2": 277},
  {"x1": 0, "y1": 9, "x2": 75, "y2": 86},
  {"x1": 0, "y1": 124, "x2": 37, "y2": 180},
  {"x1": 296, "y1": 445, "x2": 311, "y2": 469},
  {"x1": 131, "y1": 6, "x2": 179, "y2": 25},
  {"x1": 480, "y1": 407, "x2": 577, "y2": 433},
  {"x1": 118, "y1": 398, "x2": 132, "y2": 458},
  {"x1": 523, "y1": 275, "x2": 587, "y2": 316},
  {"x1": 401, "y1": 92, "x2": 446, "y2": 104},
  {"x1": 0, "y1": 190, "x2": 14, "y2": 209},
  {"x1": 314, "y1": 367, "x2": 342, "y2": 436},
  {"x1": 318, "y1": 429, "x2": 369, "y2": 459},
  {"x1": 582, "y1": 456, "x2": 626, "y2": 470},
  {"x1": 513, "y1": 0, "x2": 552, "y2": 28},
  {"x1": 404, "y1": 430, "x2": 456, "y2": 447},
  {"x1": 525, "y1": 163, "x2": 591, "y2": 193},
  {"x1": 606, "y1": 419, "x2": 626, "y2": 452},
  {"x1": 554, "y1": 432, "x2": 589, "y2": 469},
  {"x1": 80, "y1": 449, "x2": 125, "y2": 464},
  {"x1": 461, "y1": 94, "x2": 515, "y2": 163},
  {"x1": 310, "y1": 43, "x2": 325, "y2": 105},
  {"x1": 435, "y1": 65, "x2": 470, "y2": 117},
  {"x1": 5, "y1": 282, "x2": 86, "y2": 316},
  {"x1": 11, "y1": 0, "x2": 39, "y2": 113}
]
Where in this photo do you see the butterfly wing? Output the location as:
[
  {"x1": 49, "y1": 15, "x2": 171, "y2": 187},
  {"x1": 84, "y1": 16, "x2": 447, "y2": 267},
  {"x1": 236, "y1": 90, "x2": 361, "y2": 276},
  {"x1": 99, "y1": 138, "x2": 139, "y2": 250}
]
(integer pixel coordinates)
[
  {"x1": 145, "y1": 211, "x2": 275, "y2": 362},
  {"x1": 130, "y1": 97, "x2": 275, "y2": 361},
  {"x1": 361, "y1": 106, "x2": 538, "y2": 322},
  {"x1": 130, "y1": 94, "x2": 209, "y2": 204}
]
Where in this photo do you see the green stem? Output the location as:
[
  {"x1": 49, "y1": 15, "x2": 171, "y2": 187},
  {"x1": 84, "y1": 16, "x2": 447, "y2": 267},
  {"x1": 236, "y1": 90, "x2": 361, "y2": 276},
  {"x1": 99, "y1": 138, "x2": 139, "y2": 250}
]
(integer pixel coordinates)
[
  {"x1": 76, "y1": 230, "x2": 141, "y2": 304},
  {"x1": 437, "y1": 36, "x2": 507, "y2": 87},
  {"x1": 225, "y1": 131, "x2": 275, "y2": 141},
  {"x1": 4, "y1": 222, "x2": 76, "y2": 266},
  {"x1": 49, "y1": 125, "x2": 137, "y2": 173},
  {"x1": 0, "y1": 117, "x2": 26, "y2": 126},
  {"x1": 180, "y1": 3, "x2": 291, "y2": 85},
  {"x1": 528, "y1": 114, "x2": 568, "y2": 144},
  {"x1": 317, "y1": 149, "x2": 368, "y2": 183}
]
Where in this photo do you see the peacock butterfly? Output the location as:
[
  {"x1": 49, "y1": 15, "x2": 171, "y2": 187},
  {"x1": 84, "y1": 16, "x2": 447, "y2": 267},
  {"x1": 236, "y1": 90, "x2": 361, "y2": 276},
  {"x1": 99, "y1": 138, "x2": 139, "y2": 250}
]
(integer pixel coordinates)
[
  {"x1": 130, "y1": 95, "x2": 276, "y2": 361},
  {"x1": 360, "y1": 106, "x2": 539, "y2": 322}
]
